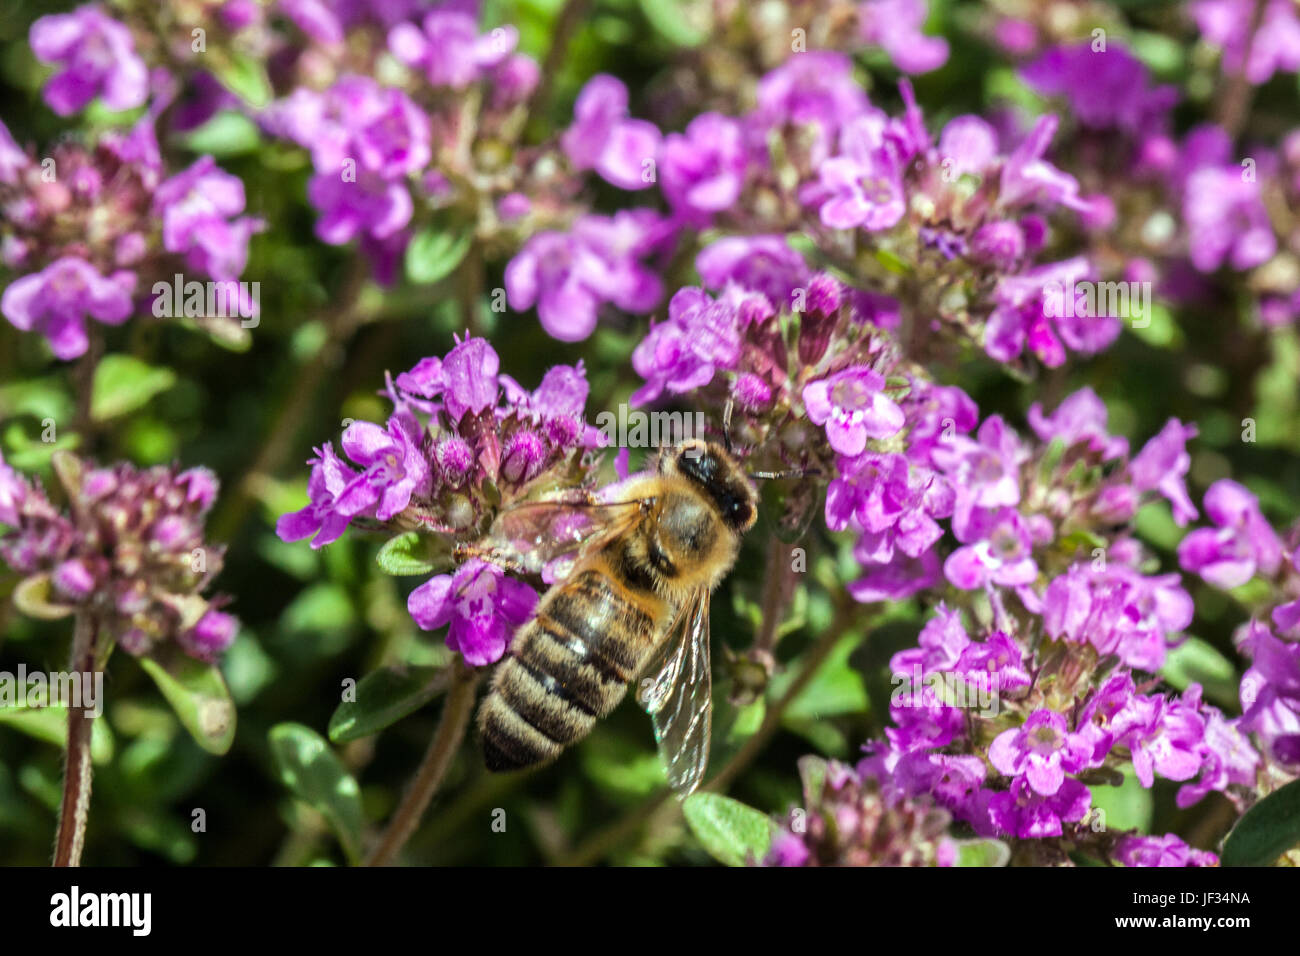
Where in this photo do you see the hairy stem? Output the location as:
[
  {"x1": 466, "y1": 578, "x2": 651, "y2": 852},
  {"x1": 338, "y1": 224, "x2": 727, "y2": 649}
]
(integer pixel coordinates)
[
  {"x1": 53, "y1": 612, "x2": 98, "y2": 867},
  {"x1": 525, "y1": 0, "x2": 590, "y2": 131},
  {"x1": 752, "y1": 535, "x2": 799, "y2": 658},
  {"x1": 1213, "y1": 0, "x2": 1266, "y2": 139},
  {"x1": 364, "y1": 658, "x2": 480, "y2": 866}
]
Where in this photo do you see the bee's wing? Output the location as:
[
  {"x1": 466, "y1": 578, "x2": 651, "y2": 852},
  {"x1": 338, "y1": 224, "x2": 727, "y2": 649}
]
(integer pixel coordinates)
[
  {"x1": 638, "y1": 590, "x2": 713, "y2": 796},
  {"x1": 481, "y1": 496, "x2": 649, "y2": 580}
]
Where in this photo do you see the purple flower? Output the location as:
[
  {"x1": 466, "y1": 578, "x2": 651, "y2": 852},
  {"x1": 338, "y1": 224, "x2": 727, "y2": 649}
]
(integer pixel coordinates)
[
  {"x1": 931, "y1": 415, "x2": 1029, "y2": 526},
  {"x1": 1177, "y1": 703, "x2": 1258, "y2": 808},
  {"x1": 441, "y1": 336, "x2": 501, "y2": 422},
  {"x1": 848, "y1": 549, "x2": 941, "y2": 603},
  {"x1": 1027, "y1": 387, "x2": 1128, "y2": 460},
  {"x1": 828, "y1": 452, "x2": 950, "y2": 571},
  {"x1": 388, "y1": 12, "x2": 517, "y2": 89},
  {"x1": 29, "y1": 5, "x2": 148, "y2": 116},
  {"x1": 334, "y1": 412, "x2": 431, "y2": 522},
  {"x1": 631, "y1": 287, "x2": 742, "y2": 405},
  {"x1": 890, "y1": 604, "x2": 970, "y2": 676},
  {"x1": 275, "y1": 443, "x2": 366, "y2": 548},
  {"x1": 1043, "y1": 564, "x2": 1194, "y2": 671},
  {"x1": 802, "y1": 366, "x2": 905, "y2": 456},
  {"x1": 1238, "y1": 621, "x2": 1300, "y2": 768},
  {"x1": 1178, "y1": 480, "x2": 1282, "y2": 589},
  {"x1": 153, "y1": 157, "x2": 261, "y2": 280},
  {"x1": 999, "y1": 116, "x2": 1089, "y2": 212},
  {"x1": 694, "y1": 236, "x2": 809, "y2": 307},
  {"x1": 887, "y1": 684, "x2": 965, "y2": 752},
  {"x1": 989, "y1": 709, "x2": 1091, "y2": 796},
  {"x1": 1021, "y1": 43, "x2": 1177, "y2": 133},
  {"x1": 1129, "y1": 418, "x2": 1198, "y2": 525},
  {"x1": 937, "y1": 115, "x2": 998, "y2": 180},
  {"x1": 4, "y1": 454, "x2": 233, "y2": 661},
  {"x1": 986, "y1": 777, "x2": 1090, "y2": 839},
  {"x1": 561, "y1": 75, "x2": 661, "y2": 191},
  {"x1": 754, "y1": 52, "x2": 871, "y2": 161},
  {"x1": 1114, "y1": 833, "x2": 1218, "y2": 867},
  {"x1": 1, "y1": 256, "x2": 134, "y2": 360},
  {"x1": 308, "y1": 170, "x2": 412, "y2": 245},
  {"x1": 659, "y1": 112, "x2": 747, "y2": 219},
  {"x1": 890, "y1": 752, "x2": 988, "y2": 820},
  {"x1": 858, "y1": 0, "x2": 949, "y2": 74},
  {"x1": 507, "y1": 212, "x2": 664, "y2": 341},
  {"x1": 0, "y1": 451, "x2": 30, "y2": 527},
  {"x1": 1114, "y1": 694, "x2": 1206, "y2": 788},
  {"x1": 407, "y1": 558, "x2": 538, "y2": 665},
  {"x1": 809, "y1": 112, "x2": 905, "y2": 231},
  {"x1": 263, "y1": 77, "x2": 429, "y2": 247},
  {"x1": 180, "y1": 609, "x2": 239, "y2": 663},
  {"x1": 901, "y1": 380, "x2": 978, "y2": 469},
  {"x1": 955, "y1": 630, "x2": 1032, "y2": 694},
  {"x1": 53, "y1": 557, "x2": 97, "y2": 599},
  {"x1": 499, "y1": 361, "x2": 591, "y2": 431},
  {"x1": 1183, "y1": 167, "x2": 1276, "y2": 272},
  {"x1": 985, "y1": 257, "x2": 1120, "y2": 368},
  {"x1": 0, "y1": 120, "x2": 28, "y2": 185},
  {"x1": 1191, "y1": 0, "x2": 1300, "y2": 85},
  {"x1": 944, "y1": 507, "x2": 1041, "y2": 590}
]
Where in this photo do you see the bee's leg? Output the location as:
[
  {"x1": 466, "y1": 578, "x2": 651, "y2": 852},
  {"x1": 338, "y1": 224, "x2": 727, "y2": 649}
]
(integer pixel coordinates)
[{"x1": 453, "y1": 543, "x2": 531, "y2": 576}]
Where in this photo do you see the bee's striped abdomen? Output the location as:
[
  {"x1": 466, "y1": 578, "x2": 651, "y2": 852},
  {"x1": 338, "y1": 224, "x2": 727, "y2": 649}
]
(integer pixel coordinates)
[{"x1": 479, "y1": 565, "x2": 664, "y2": 773}]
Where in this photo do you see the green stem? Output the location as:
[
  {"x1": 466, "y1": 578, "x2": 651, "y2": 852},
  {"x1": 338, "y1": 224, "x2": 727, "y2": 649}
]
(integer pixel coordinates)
[{"x1": 364, "y1": 658, "x2": 480, "y2": 866}]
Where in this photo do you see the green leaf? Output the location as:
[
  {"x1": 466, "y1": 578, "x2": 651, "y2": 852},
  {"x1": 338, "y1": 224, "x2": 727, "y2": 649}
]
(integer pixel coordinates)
[
  {"x1": 638, "y1": 0, "x2": 710, "y2": 47},
  {"x1": 91, "y1": 355, "x2": 177, "y2": 422},
  {"x1": 328, "y1": 666, "x2": 446, "y2": 742},
  {"x1": 797, "y1": 754, "x2": 829, "y2": 803},
  {"x1": 374, "y1": 531, "x2": 450, "y2": 576},
  {"x1": 1127, "y1": 302, "x2": 1183, "y2": 349},
  {"x1": 1221, "y1": 778, "x2": 1300, "y2": 866},
  {"x1": 405, "y1": 227, "x2": 473, "y2": 285},
  {"x1": 138, "y1": 646, "x2": 237, "y2": 755},
  {"x1": 269, "y1": 723, "x2": 365, "y2": 864},
  {"x1": 0, "y1": 377, "x2": 74, "y2": 422},
  {"x1": 1087, "y1": 771, "x2": 1153, "y2": 833},
  {"x1": 182, "y1": 111, "x2": 262, "y2": 157},
  {"x1": 211, "y1": 51, "x2": 273, "y2": 108},
  {"x1": 682, "y1": 792, "x2": 776, "y2": 866},
  {"x1": 776, "y1": 635, "x2": 868, "y2": 721},
  {"x1": 873, "y1": 247, "x2": 909, "y2": 276},
  {"x1": 0, "y1": 705, "x2": 114, "y2": 764},
  {"x1": 954, "y1": 838, "x2": 1011, "y2": 867},
  {"x1": 282, "y1": 583, "x2": 356, "y2": 635},
  {"x1": 1160, "y1": 637, "x2": 1239, "y2": 709}
]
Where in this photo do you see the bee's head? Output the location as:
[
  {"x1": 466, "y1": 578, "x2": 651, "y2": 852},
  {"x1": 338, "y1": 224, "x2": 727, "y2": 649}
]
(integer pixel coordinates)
[{"x1": 661, "y1": 439, "x2": 758, "y2": 532}]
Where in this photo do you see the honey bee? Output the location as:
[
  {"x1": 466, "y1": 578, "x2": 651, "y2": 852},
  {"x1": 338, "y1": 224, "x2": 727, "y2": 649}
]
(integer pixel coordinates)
[{"x1": 474, "y1": 438, "x2": 760, "y2": 795}]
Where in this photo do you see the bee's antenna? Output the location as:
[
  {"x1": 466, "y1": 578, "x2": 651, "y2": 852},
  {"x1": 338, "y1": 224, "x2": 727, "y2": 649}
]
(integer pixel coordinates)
[
  {"x1": 748, "y1": 467, "x2": 823, "y2": 481},
  {"x1": 721, "y1": 397, "x2": 735, "y2": 455}
]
